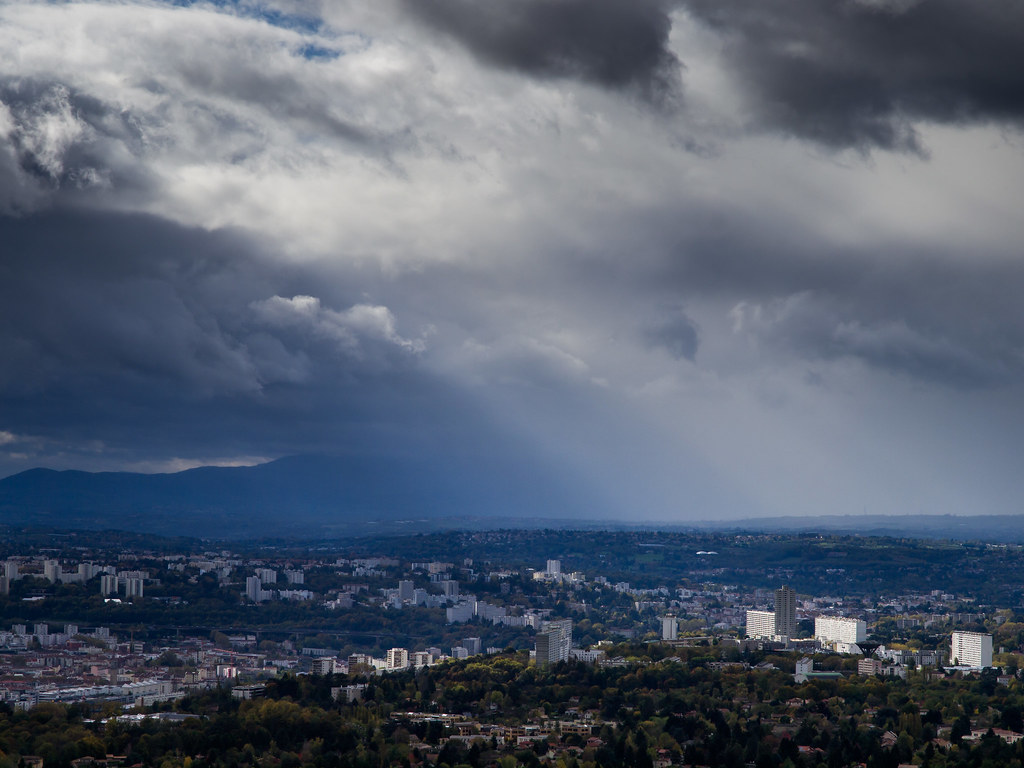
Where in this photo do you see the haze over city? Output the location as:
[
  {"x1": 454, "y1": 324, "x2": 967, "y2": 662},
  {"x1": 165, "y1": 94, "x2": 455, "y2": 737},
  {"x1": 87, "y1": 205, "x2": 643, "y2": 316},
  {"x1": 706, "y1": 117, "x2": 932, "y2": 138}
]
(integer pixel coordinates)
[{"x1": 3, "y1": 0, "x2": 1024, "y2": 525}]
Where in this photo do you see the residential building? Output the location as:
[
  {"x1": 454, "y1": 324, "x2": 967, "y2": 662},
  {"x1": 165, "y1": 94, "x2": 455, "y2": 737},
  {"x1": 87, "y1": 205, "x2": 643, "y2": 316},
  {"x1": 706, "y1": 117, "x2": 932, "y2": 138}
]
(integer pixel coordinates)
[
  {"x1": 311, "y1": 657, "x2": 339, "y2": 675},
  {"x1": 446, "y1": 602, "x2": 474, "y2": 623},
  {"x1": 124, "y1": 578, "x2": 144, "y2": 598},
  {"x1": 859, "y1": 658, "x2": 883, "y2": 676},
  {"x1": 746, "y1": 610, "x2": 776, "y2": 639},
  {"x1": 661, "y1": 615, "x2": 678, "y2": 641},
  {"x1": 774, "y1": 586, "x2": 797, "y2": 638},
  {"x1": 410, "y1": 651, "x2": 431, "y2": 668},
  {"x1": 100, "y1": 574, "x2": 118, "y2": 596},
  {"x1": 386, "y1": 648, "x2": 409, "y2": 670},
  {"x1": 245, "y1": 576, "x2": 265, "y2": 603},
  {"x1": 398, "y1": 580, "x2": 415, "y2": 602},
  {"x1": 815, "y1": 616, "x2": 867, "y2": 645},
  {"x1": 951, "y1": 631, "x2": 993, "y2": 668},
  {"x1": 43, "y1": 560, "x2": 60, "y2": 583},
  {"x1": 536, "y1": 619, "x2": 572, "y2": 666}
]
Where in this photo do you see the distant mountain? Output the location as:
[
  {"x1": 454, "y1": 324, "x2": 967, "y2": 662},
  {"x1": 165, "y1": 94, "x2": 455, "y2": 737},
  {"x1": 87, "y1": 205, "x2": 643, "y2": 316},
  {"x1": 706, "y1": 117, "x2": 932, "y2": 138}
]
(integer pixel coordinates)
[
  {"x1": 690, "y1": 513, "x2": 1024, "y2": 543},
  {"x1": 0, "y1": 454, "x2": 601, "y2": 538},
  {"x1": 6, "y1": 457, "x2": 1022, "y2": 543}
]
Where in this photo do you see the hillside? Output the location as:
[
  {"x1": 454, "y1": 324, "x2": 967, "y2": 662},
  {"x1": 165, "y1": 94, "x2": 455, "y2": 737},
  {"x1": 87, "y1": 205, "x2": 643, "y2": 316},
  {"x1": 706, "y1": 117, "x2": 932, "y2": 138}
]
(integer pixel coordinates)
[{"x1": 0, "y1": 454, "x2": 596, "y2": 538}]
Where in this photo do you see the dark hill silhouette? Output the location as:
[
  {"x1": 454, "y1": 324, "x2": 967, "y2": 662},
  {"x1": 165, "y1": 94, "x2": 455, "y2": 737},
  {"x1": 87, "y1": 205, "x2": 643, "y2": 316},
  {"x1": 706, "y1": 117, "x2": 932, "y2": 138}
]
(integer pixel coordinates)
[{"x1": 0, "y1": 454, "x2": 599, "y2": 538}]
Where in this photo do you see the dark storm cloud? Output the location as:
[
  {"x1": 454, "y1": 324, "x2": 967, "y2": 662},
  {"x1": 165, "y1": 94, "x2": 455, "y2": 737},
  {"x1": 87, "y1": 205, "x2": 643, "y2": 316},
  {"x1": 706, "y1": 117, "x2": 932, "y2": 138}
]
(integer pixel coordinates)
[
  {"x1": 566, "y1": 200, "x2": 1024, "y2": 390},
  {"x1": 730, "y1": 292, "x2": 1007, "y2": 389},
  {"x1": 0, "y1": 211, "x2": 272, "y2": 398},
  {"x1": 400, "y1": 0, "x2": 682, "y2": 104},
  {"x1": 0, "y1": 208, "x2": 617, "y2": 524},
  {"x1": 679, "y1": 0, "x2": 1024, "y2": 150},
  {"x1": 0, "y1": 210, "x2": 421, "y2": 461}
]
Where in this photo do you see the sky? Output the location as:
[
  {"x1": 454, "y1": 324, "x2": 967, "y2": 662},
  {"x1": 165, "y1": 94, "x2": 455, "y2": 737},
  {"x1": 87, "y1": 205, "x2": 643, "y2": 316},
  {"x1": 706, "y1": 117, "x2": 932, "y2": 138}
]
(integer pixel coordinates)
[{"x1": 2, "y1": 0, "x2": 1024, "y2": 522}]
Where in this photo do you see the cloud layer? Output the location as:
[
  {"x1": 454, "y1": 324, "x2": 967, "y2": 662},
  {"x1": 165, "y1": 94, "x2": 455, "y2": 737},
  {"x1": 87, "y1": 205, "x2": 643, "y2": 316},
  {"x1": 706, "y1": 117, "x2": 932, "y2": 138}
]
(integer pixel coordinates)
[
  {"x1": 401, "y1": 0, "x2": 682, "y2": 105},
  {"x1": 1, "y1": 0, "x2": 1024, "y2": 521},
  {"x1": 678, "y1": 0, "x2": 1024, "y2": 150}
]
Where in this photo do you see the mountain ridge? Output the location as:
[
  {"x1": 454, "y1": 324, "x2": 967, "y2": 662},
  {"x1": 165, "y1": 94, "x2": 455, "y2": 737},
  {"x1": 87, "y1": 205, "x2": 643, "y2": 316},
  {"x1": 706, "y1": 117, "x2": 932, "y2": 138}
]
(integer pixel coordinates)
[
  {"x1": 0, "y1": 454, "x2": 600, "y2": 538},
  {"x1": 4, "y1": 458, "x2": 1024, "y2": 542}
]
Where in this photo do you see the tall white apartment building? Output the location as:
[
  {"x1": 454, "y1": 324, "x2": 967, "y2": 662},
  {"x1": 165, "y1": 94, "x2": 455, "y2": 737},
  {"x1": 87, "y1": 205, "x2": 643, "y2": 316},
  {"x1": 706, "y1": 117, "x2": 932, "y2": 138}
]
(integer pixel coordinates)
[
  {"x1": 951, "y1": 631, "x2": 992, "y2": 668},
  {"x1": 546, "y1": 560, "x2": 561, "y2": 577},
  {"x1": 124, "y1": 578, "x2": 144, "y2": 598},
  {"x1": 100, "y1": 574, "x2": 119, "y2": 596},
  {"x1": 746, "y1": 610, "x2": 776, "y2": 639},
  {"x1": 386, "y1": 648, "x2": 409, "y2": 670},
  {"x1": 245, "y1": 576, "x2": 264, "y2": 602},
  {"x1": 662, "y1": 615, "x2": 679, "y2": 641},
  {"x1": 78, "y1": 563, "x2": 100, "y2": 581},
  {"x1": 815, "y1": 616, "x2": 867, "y2": 645},
  {"x1": 536, "y1": 618, "x2": 572, "y2": 666}
]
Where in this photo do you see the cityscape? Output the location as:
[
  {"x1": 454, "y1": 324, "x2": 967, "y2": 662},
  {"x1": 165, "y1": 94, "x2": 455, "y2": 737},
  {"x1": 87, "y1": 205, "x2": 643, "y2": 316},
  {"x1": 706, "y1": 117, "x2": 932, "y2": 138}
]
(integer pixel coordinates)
[{"x1": 0, "y1": 528, "x2": 1018, "y2": 768}]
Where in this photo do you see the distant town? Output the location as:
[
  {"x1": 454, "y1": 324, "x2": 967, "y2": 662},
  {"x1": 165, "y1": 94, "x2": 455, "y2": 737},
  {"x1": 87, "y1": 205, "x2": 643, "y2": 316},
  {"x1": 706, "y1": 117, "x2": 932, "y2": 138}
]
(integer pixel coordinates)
[{"x1": 0, "y1": 528, "x2": 1017, "y2": 719}]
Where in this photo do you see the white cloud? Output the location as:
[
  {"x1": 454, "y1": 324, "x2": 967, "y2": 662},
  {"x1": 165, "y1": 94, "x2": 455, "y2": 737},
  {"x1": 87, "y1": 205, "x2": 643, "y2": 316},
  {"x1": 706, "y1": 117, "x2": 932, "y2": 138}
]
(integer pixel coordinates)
[
  {"x1": 121, "y1": 455, "x2": 272, "y2": 474},
  {"x1": 252, "y1": 295, "x2": 425, "y2": 355}
]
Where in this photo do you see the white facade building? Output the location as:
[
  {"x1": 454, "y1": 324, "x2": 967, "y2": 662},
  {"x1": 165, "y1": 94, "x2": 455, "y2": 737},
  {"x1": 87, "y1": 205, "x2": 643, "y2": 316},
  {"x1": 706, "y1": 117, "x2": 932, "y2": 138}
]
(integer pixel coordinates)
[
  {"x1": 661, "y1": 615, "x2": 679, "y2": 641},
  {"x1": 951, "y1": 631, "x2": 993, "y2": 668},
  {"x1": 100, "y1": 574, "x2": 118, "y2": 596},
  {"x1": 124, "y1": 578, "x2": 144, "y2": 598},
  {"x1": 746, "y1": 610, "x2": 776, "y2": 639},
  {"x1": 386, "y1": 648, "x2": 409, "y2": 670},
  {"x1": 245, "y1": 576, "x2": 266, "y2": 602},
  {"x1": 255, "y1": 568, "x2": 277, "y2": 585},
  {"x1": 536, "y1": 619, "x2": 572, "y2": 666},
  {"x1": 815, "y1": 616, "x2": 867, "y2": 646},
  {"x1": 311, "y1": 657, "x2": 340, "y2": 675}
]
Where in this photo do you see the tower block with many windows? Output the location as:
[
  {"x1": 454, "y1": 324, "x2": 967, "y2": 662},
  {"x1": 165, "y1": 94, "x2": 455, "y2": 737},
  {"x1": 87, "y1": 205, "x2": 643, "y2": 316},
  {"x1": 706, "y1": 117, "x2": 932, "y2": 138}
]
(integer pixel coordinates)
[{"x1": 774, "y1": 585, "x2": 797, "y2": 638}]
